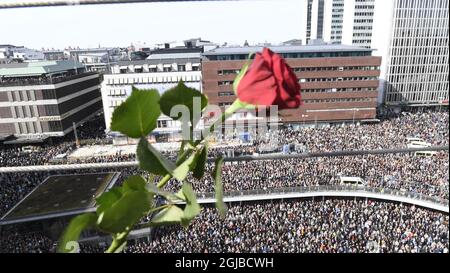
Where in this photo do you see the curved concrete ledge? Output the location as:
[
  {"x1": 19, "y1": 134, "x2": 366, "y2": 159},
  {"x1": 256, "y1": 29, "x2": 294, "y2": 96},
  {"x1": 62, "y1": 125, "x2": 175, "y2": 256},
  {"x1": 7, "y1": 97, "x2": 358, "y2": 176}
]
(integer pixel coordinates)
[{"x1": 196, "y1": 188, "x2": 449, "y2": 213}]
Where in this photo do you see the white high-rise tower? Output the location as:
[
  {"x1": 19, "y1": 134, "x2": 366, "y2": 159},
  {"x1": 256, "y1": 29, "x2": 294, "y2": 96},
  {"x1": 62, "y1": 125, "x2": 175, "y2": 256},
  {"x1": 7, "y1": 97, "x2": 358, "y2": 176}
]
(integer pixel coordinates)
[{"x1": 299, "y1": 0, "x2": 449, "y2": 107}]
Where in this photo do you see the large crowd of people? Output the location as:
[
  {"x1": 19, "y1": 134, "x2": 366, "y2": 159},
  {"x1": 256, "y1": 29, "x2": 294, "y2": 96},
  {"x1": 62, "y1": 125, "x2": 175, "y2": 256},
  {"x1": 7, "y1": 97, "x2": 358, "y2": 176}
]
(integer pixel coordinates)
[
  {"x1": 1, "y1": 111, "x2": 448, "y2": 167},
  {"x1": 0, "y1": 110, "x2": 448, "y2": 253},
  {"x1": 261, "y1": 111, "x2": 449, "y2": 153},
  {"x1": 1, "y1": 198, "x2": 448, "y2": 253},
  {"x1": 126, "y1": 199, "x2": 449, "y2": 253},
  {"x1": 0, "y1": 114, "x2": 106, "y2": 167},
  {"x1": 169, "y1": 152, "x2": 449, "y2": 199},
  {"x1": 0, "y1": 232, "x2": 56, "y2": 253}
]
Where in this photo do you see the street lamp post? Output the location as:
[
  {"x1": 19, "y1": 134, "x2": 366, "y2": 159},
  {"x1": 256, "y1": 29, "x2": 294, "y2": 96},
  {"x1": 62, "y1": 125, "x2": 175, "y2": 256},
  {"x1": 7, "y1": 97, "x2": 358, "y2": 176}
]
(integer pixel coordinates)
[
  {"x1": 352, "y1": 109, "x2": 359, "y2": 125},
  {"x1": 73, "y1": 122, "x2": 80, "y2": 148},
  {"x1": 301, "y1": 114, "x2": 309, "y2": 127}
]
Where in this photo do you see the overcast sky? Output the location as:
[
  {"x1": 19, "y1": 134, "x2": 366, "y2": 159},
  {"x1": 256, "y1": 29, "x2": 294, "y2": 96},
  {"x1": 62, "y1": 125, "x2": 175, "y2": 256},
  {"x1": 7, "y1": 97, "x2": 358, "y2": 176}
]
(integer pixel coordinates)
[{"x1": 0, "y1": 0, "x2": 303, "y2": 49}]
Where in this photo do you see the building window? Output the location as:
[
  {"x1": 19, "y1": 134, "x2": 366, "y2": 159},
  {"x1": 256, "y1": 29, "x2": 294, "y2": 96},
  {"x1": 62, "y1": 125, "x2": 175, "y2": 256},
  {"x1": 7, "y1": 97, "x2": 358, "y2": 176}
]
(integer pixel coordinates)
[
  {"x1": 45, "y1": 105, "x2": 59, "y2": 116},
  {"x1": 218, "y1": 81, "x2": 233, "y2": 86},
  {"x1": 157, "y1": 120, "x2": 168, "y2": 128},
  {"x1": 219, "y1": 102, "x2": 232, "y2": 107},
  {"x1": 218, "y1": 91, "x2": 234, "y2": 97},
  {"x1": 48, "y1": 121, "x2": 62, "y2": 132}
]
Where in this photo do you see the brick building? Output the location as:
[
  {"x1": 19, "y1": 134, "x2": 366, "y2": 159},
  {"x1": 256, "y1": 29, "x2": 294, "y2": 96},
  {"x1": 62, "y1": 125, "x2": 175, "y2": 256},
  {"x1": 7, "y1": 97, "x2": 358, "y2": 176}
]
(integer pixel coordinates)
[{"x1": 202, "y1": 44, "x2": 381, "y2": 126}]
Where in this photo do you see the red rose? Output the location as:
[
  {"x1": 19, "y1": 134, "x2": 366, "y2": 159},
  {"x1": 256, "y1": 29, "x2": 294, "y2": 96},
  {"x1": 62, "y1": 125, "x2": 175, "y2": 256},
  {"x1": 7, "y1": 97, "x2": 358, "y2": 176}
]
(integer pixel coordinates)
[{"x1": 236, "y1": 48, "x2": 302, "y2": 110}]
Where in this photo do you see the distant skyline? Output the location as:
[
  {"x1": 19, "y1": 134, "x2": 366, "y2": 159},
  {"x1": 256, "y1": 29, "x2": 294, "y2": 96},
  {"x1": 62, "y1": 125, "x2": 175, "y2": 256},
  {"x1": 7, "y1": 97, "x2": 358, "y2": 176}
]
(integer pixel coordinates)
[{"x1": 0, "y1": 0, "x2": 303, "y2": 49}]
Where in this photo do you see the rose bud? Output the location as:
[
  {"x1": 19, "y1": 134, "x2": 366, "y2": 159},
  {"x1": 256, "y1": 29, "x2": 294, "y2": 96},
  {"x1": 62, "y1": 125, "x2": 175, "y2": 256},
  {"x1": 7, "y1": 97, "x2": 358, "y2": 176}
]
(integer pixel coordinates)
[{"x1": 236, "y1": 47, "x2": 302, "y2": 110}]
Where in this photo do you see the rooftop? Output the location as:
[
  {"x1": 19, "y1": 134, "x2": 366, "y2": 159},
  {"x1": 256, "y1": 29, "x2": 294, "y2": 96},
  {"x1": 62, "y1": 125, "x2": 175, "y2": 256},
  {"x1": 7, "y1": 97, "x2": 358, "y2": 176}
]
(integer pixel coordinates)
[
  {"x1": 0, "y1": 60, "x2": 85, "y2": 77},
  {"x1": 0, "y1": 44, "x2": 21, "y2": 48},
  {"x1": 0, "y1": 173, "x2": 118, "y2": 225},
  {"x1": 150, "y1": 46, "x2": 203, "y2": 55},
  {"x1": 116, "y1": 57, "x2": 201, "y2": 66},
  {"x1": 147, "y1": 52, "x2": 202, "y2": 60},
  {"x1": 66, "y1": 47, "x2": 116, "y2": 52},
  {"x1": 203, "y1": 44, "x2": 374, "y2": 56}
]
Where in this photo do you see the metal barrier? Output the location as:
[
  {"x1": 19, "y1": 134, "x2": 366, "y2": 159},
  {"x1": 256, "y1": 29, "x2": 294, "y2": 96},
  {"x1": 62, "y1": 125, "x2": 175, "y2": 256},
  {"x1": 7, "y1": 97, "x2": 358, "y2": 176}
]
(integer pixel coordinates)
[
  {"x1": 196, "y1": 185, "x2": 449, "y2": 212},
  {"x1": 0, "y1": 146, "x2": 448, "y2": 173}
]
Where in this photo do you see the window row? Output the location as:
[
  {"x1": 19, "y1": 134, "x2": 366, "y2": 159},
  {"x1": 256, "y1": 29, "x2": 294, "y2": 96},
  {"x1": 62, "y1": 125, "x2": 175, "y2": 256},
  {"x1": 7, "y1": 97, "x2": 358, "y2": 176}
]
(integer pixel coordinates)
[
  {"x1": 302, "y1": 87, "x2": 377, "y2": 93},
  {"x1": 107, "y1": 89, "x2": 127, "y2": 97},
  {"x1": 300, "y1": 76, "x2": 378, "y2": 83},
  {"x1": 117, "y1": 64, "x2": 200, "y2": 74},
  {"x1": 218, "y1": 102, "x2": 232, "y2": 107},
  {"x1": 217, "y1": 69, "x2": 241, "y2": 75},
  {"x1": 292, "y1": 66, "x2": 379, "y2": 72},
  {"x1": 208, "y1": 51, "x2": 371, "y2": 61},
  {"x1": 218, "y1": 91, "x2": 235, "y2": 97},
  {"x1": 105, "y1": 75, "x2": 201, "y2": 85},
  {"x1": 109, "y1": 100, "x2": 125, "y2": 108},
  {"x1": 303, "y1": 97, "x2": 376, "y2": 104}
]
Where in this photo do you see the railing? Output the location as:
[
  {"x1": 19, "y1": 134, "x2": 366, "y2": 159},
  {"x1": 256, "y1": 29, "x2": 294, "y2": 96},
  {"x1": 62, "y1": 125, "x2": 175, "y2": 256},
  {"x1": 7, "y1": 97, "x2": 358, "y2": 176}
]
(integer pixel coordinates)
[
  {"x1": 0, "y1": 145, "x2": 447, "y2": 173},
  {"x1": 196, "y1": 185, "x2": 449, "y2": 212},
  {"x1": 0, "y1": 72, "x2": 98, "y2": 87},
  {"x1": 48, "y1": 183, "x2": 450, "y2": 243}
]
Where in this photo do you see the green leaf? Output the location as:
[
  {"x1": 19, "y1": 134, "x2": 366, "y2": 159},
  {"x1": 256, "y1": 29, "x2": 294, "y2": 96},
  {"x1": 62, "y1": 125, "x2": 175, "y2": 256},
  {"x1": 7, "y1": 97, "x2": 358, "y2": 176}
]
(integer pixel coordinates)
[
  {"x1": 111, "y1": 87, "x2": 161, "y2": 138},
  {"x1": 122, "y1": 175, "x2": 147, "y2": 192},
  {"x1": 213, "y1": 157, "x2": 227, "y2": 218},
  {"x1": 137, "y1": 137, "x2": 176, "y2": 176},
  {"x1": 159, "y1": 81, "x2": 208, "y2": 126},
  {"x1": 145, "y1": 183, "x2": 186, "y2": 202},
  {"x1": 233, "y1": 53, "x2": 255, "y2": 94},
  {"x1": 97, "y1": 191, "x2": 153, "y2": 234},
  {"x1": 172, "y1": 145, "x2": 207, "y2": 181},
  {"x1": 180, "y1": 182, "x2": 201, "y2": 228},
  {"x1": 58, "y1": 213, "x2": 97, "y2": 253},
  {"x1": 149, "y1": 205, "x2": 185, "y2": 226},
  {"x1": 96, "y1": 187, "x2": 123, "y2": 216},
  {"x1": 193, "y1": 144, "x2": 208, "y2": 179},
  {"x1": 172, "y1": 150, "x2": 198, "y2": 181}
]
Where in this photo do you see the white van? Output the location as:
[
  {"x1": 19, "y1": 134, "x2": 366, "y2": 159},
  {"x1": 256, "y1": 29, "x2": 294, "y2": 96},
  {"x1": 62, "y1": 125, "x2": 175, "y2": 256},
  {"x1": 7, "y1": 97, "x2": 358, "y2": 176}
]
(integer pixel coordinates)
[
  {"x1": 406, "y1": 137, "x2": 425, "y2": 143},
  {"x1": 340, "y1": 176, "x2": 366, "y2": 187},
  {"x1": 409, "y1": 141, "x2": 431, "y2": 147},
  {"x1": 21, "y1": 146, "x2": 35, "y2": 154},
  {"x1": 407, "y1": 141, "x2": 432, "y2": 149}
]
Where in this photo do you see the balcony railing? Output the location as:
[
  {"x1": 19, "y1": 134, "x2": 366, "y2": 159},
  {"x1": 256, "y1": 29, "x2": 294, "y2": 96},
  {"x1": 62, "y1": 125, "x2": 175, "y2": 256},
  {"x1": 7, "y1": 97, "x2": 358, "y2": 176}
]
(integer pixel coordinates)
[
  {"x1": 0, "y1": 72, "x2": 98, "y2": 87},
  {"x1": 196, "y1": 185, "x2": 449, "y2": 210}
]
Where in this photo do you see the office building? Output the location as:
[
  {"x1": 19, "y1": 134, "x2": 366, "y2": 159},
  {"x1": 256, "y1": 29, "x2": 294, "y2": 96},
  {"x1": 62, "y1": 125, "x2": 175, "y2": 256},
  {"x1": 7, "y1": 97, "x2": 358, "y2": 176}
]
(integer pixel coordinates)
[
  {"x1": 299, "y1": 0, "x2": 449, "y2": 107},
  {"x1": 101, "y1": 44, "x2": 203, "y2": 144},
  {"x1": 202, "y1": 44, "x2": 381, "y2": 126},
  {"x1": 0, "y1": 61, "x2": 101, "y2": 142},
  {"x1": 384, "y1": 0, "x2": 449, "y2": 106}
]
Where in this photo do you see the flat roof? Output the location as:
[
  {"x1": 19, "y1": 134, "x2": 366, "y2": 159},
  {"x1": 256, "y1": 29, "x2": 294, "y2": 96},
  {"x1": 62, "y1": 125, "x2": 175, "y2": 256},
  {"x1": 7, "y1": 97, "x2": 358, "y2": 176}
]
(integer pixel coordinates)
[
  {"x1": 3, "y1": 136, "x2": 49, "y2": 145},
  {"x1": 150, "y1": 46, "x2": 203, "y2": 55},
  {"x1": 203, "y1": 44, "x2": 373, "y2": 56},
  {"x1": 0, "y1": 60, "x2": 85, "y2": 77},
  {"x1": 66, "y1": 47, "x2": 116, "y2": 52},
  {"x1": 0, "y1": 173, "x2": 119, "y2": 225},
  {"x1": 147, "y1": 52, "x2": 201, "y2": 60},
  {"x1": 116, "y1": 57, "x2": 201, "y2": 66}
]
